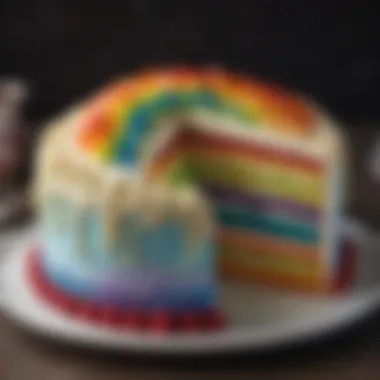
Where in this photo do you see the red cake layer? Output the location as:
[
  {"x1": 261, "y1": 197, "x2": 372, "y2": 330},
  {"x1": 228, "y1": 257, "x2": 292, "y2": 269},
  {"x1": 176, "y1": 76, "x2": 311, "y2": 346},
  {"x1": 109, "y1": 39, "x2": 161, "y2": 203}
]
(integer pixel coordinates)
[
  {"x1": 26, "y1": 249, "x2": 225, "y2": 334},
  {"x1": 154, "y1": 129, "x2": 324, "y2": 174}
]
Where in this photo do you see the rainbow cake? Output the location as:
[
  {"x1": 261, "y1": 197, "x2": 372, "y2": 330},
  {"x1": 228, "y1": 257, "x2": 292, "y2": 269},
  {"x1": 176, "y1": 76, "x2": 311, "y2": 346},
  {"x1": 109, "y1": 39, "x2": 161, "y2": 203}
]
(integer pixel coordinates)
[{"x1": 30, "y1": 67, "x2": 349, "y2": 332}]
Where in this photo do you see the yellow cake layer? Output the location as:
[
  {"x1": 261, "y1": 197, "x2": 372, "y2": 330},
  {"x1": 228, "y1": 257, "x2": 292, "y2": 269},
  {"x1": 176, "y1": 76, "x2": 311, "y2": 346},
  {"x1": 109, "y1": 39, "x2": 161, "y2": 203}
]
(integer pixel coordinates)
[
  {"x1": 218, "y1": 229, "x2": 321, "y2": 261},
  {"x1": 186, "y1": 154, "x2": 325, "y2": 207},
  {"x1": 219, "y1": 246, "x2": 324, "y2": 278},
  {"x1": 221, "y1": 260, "x2": 329, "y2": 293}
]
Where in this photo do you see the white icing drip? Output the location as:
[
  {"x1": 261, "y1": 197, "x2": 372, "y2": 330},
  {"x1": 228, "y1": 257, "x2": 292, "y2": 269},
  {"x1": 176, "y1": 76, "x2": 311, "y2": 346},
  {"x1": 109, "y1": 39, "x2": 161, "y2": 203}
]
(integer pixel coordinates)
[
  {"x1": 100, "y1": 170, "x2": 126, "y2": 250},
  {"x1": 75, "y1": 187, "x2": 88, "y2": 259}
]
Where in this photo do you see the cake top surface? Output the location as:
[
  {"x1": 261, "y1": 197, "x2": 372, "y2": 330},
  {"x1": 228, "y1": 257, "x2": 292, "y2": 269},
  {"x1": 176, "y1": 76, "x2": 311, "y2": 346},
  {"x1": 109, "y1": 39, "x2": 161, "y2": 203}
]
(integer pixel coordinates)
[{"x1": 75, "y1": 67, "x2": 317, "y2": 167}]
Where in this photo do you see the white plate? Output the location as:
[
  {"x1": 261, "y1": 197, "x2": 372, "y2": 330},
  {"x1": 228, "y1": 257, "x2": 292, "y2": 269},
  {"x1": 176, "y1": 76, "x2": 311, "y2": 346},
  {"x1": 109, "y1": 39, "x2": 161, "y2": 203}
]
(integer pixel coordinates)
[{"x1": 0, "y1": 219, "x2": 380, "y2": 355}]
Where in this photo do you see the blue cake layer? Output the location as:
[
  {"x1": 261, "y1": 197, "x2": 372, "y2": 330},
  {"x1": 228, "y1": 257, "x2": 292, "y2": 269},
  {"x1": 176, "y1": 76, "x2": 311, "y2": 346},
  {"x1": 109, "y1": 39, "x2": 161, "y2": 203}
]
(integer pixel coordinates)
[{"x1": 215, "y1": 204, "x2": 319, "y2": 244}]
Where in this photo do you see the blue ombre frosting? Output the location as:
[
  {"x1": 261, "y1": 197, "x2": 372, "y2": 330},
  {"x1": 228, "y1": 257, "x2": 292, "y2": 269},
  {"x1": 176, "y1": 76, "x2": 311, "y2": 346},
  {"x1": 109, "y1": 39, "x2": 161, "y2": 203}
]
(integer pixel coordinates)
[{"x1": 40, "y1": 197, "x2": 215, "y2": 311}]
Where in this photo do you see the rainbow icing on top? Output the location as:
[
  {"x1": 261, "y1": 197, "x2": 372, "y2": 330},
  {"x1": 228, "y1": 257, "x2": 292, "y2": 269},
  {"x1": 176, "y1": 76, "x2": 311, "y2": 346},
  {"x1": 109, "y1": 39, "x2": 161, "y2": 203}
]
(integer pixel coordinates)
[{"x1": 78, "y1": 67, "x2": 315, "y2": 166}]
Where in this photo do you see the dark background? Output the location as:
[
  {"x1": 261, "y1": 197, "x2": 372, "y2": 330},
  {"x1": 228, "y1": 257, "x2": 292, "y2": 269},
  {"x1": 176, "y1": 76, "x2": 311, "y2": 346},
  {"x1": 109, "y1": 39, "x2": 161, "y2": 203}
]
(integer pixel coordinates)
[{"x1": 1, "y1": 0, "x2": 380, "y2": 125}]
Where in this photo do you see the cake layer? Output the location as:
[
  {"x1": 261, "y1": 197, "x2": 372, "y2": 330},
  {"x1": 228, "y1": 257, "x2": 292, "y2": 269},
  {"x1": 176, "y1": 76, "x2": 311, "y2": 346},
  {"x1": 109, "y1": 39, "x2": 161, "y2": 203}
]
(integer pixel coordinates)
[
  {"x1": 186, "y1": 156, "x2": 323, "y2": 206},
  {"x1": 219, "y1": 229, "x2": 320, "y2": 260},
  {"x1": 159, "y1": 153, "x2": 323, "y2": 198},
  {"x1": 216, "y1": 204, "x2": 318, "y2": 244},
  {"x1": 152, "y1": 139, "x2": 323, "y2": 176},
  {"x1": 220, "y1": 257, "x2": 327, "y2": 292},
  {"x1": 220, "y1": 246, "x2": 322, "y2": 277},
  {"x1": 149, "y1": 142, "x2": 325, "y2": 207},
  {"x1": 181, "y1": 129, "x2": 323, "y2": 173},
  {"x1": 151, "y1": 128, "x2": 323, "y2": 174},
  {"x1": 205, "y1": 185, "x2": 320, "y2": 225}
]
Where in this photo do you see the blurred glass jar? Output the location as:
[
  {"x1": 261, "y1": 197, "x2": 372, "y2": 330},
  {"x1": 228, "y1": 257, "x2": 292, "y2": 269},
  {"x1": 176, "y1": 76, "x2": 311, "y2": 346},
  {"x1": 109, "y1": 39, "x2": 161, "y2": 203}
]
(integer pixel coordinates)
[{"x1": 0, "y1": 79, "x2": 28, "y2": 193}]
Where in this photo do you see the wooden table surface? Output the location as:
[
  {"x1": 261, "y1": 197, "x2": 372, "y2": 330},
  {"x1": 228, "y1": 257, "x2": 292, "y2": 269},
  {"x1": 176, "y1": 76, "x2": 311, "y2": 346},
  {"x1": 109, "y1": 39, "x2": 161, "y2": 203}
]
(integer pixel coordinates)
[{"x1": 1, "y1": 127, "x2": 380, "y2": 380}]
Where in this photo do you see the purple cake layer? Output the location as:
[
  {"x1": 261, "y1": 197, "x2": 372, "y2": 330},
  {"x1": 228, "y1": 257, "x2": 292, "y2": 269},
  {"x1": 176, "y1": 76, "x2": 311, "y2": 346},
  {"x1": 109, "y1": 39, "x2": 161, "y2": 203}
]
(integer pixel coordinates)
[{"x1": 204, "y1": 185, "x2": 320, "y2": 224}]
